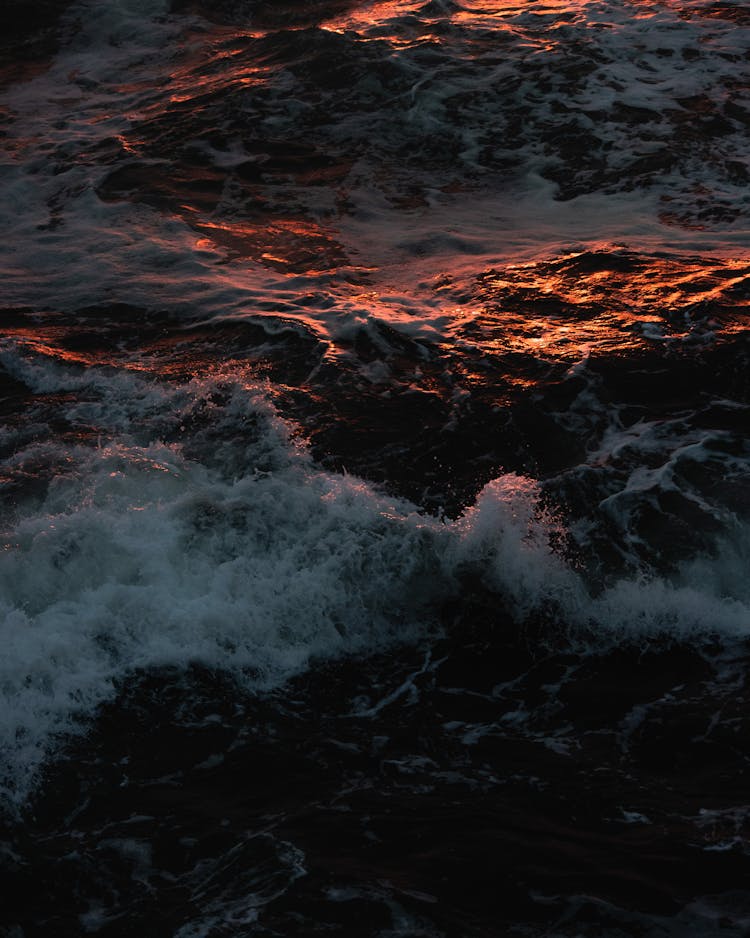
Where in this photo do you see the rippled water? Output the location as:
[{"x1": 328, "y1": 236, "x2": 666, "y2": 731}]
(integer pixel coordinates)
[{"x1": 1, "y1": 1, "x2": 750, "y2": 935}]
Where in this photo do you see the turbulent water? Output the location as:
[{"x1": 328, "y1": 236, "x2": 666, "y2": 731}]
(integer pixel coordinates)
[{"x1": 1, "y1": 0, "x2": 750, "y2": 934}]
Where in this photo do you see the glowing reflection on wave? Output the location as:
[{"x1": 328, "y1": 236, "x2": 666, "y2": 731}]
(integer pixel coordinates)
[{"x1": 460, "y1": 251, "x2": 750, "y2": 386}]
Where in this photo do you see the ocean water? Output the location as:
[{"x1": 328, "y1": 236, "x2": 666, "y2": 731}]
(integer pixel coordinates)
[{"x1": 1, "y1": 1, "x2": 749, "y2": 935}]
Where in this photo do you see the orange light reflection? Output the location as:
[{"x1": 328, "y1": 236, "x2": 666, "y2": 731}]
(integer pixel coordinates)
[{"x1": 463, "y1": 252, "x2": 750, "y2": 388}]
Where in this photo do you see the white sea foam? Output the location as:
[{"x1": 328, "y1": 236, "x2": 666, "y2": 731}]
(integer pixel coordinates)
[
  {"x1": 1, "y1": 346, "x2": 748, "y2": 809},
  {"x1": 450, "y1": 473, "x2": 750, "y2": 639}
]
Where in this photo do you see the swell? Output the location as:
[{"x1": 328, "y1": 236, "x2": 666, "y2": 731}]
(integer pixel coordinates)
[{"x1": 1, "y1": 342, "x2": 749, "y2": 812}]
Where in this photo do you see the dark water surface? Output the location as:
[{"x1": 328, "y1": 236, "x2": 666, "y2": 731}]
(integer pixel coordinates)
[{"x1": 1, "y1": 1, "x2": 750, "y2": 935}]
